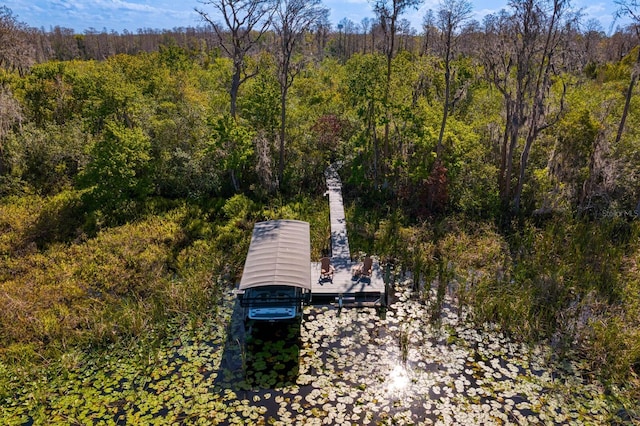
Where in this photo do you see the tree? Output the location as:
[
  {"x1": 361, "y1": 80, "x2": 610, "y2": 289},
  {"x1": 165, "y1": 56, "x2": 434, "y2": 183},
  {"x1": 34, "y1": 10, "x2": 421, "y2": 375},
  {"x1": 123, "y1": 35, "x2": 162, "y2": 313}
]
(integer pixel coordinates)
[
  {"x1": 421, "y1": 9, "x2": 436, "y2": 55},
  {"x1": 0, "y1": 84, "x2": 22, "y2": 177},
  {"x1": 614, "y1": 0, "x2": 640, "y2": 145},
  {"x1": 337, "y1": 18, "x2": 358, "y2": 60},
  {"x1": 512, "y1": 0, "x2": 574, "y2": 213},
  {"x1": 371, "y1": 0, "x2": 424, "y2": 176},
  {"x1": 49, "y1": 26, "x2": 81, "y2": 61},
  {"x1": 314, "y1": 13, "x2": 332, "y2": 58},
  {"x1": 344, "y1": 54, "x2": 388, "y2": 182},
  {"x1": 273, "y1": 0, "x2": 329, "y2": 188},
  {"x1": 196, "y1": 0, "x2": 275, "y2": 119},
  {"x1": 0, "y1": 6, "x2": 35, "y2": 75},
  {"x1": 398, "y1": 18, "x2": 416, "y2": 52},
  {"x1": 80, "y1": 121, "x2": 152, "y2": 221},
  {"x1": 361, "y1": 17, "x2": 373, "y2": 53},
  {"x1": 434, "y1": 0, "x2": 472, "y2": 160},
  {"x1": 482, "y1": 0, "x2": 572, "y2": 214},
  {"x1": 580, "y1": 19, "x2": 605, "y2": 71},
  {"x1": 611, "y1": 3, "x2": 640, "y2": 213}
]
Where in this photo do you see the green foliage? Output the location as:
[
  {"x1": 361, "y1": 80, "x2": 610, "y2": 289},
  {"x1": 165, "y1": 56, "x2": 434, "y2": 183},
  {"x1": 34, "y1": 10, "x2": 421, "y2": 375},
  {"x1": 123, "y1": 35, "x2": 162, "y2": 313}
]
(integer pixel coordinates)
[
  {"x1": 283, "y1": 59, "x2": 351, "y2": 191},
  {"x1": 207, "y1": 115, "x2": 256, "y2": 191},
  {"x1": 389, "y1": 50, "x2": 421, "y2": 108},
  {"x1": 294, "y1": 58, "x2": 345, "y2": 117},
  {"x1": 80, "y1": 121, "x2": 152, "y2": 221},
  {"x1": 158, "y1": 42, "x2": 193, "y2": 72},
  {"x1": 10, "y1": 121, "x2": 91, "y2": 195},
  {"x1": 19, "y1": 61, "x2": 80, "y2": 126},
  {"x1": 222, "y1": 193, "x2": 256, "y2": 223},
  {"x1": 343, "y1": 54, "x2": 387, "y2": 126},
  {"x1": 240, "y1": 54, "x2": 280, "y2": 132},
  {"x1": 545, "y1": 96, "x2": 600, "y2": 209},
  {"x1": 0, "y1": 195, "x2": 44, "y2": 258}
]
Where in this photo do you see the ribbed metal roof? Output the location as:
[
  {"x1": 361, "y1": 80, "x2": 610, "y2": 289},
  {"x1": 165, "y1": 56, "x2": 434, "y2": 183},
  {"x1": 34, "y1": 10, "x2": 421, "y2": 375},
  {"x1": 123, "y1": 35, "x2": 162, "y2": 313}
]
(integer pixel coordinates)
[{"x1": 238, "y1": 220, "x2": 311, "y2": 291}]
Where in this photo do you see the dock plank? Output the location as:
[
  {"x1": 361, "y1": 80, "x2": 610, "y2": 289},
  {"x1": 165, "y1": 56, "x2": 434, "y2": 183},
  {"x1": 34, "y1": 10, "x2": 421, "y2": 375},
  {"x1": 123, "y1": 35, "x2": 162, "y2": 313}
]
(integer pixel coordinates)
[
  {"x1": 310, "y1": 260, "x2": 385, "y2": 297},
  {"x1": 310, "y1": 164, "x2": 386, "y2": 306},
  {"x1": 325, "y1": 165, "x2": 351, "y2": 262}
]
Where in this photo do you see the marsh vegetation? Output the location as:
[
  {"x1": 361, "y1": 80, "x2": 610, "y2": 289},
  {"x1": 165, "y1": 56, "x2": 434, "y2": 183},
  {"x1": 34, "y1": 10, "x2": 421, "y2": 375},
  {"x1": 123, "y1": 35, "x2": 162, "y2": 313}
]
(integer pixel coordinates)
[{"x1": 1, "y1": 1, "x2": 639, "y2": 423}]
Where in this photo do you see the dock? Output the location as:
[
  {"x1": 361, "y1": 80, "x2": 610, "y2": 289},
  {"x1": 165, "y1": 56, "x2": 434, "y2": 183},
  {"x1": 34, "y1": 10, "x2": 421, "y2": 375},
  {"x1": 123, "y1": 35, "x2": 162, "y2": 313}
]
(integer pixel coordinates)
[{"x1": 310, "y1": 165, "x2": 387, "y2": 308}]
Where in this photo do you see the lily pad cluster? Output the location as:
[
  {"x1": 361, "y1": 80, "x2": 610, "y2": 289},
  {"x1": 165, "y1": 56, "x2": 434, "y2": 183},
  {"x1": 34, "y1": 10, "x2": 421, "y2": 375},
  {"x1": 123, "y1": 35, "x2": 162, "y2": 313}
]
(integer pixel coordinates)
[{"x1": 1, "y1": 281, "x2": 617, "y2": 425}]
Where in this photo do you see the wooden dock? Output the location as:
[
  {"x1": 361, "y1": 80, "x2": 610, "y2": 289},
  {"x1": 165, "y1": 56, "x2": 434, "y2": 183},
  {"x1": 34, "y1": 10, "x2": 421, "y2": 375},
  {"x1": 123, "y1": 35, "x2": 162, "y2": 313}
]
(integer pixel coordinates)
[{"x1": 310, "y1": 165, "x2": 387, "y2": 308}]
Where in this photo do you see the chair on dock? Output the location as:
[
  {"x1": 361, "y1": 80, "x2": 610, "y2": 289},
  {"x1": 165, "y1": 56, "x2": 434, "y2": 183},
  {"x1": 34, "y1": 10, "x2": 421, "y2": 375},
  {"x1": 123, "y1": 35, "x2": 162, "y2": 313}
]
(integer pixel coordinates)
[
  {"x1": 353, "y1": 256, "x2": 373, "y2": 279},
  {"x1": 320, "y1": 257, "x2": 334, "y2": 282}
]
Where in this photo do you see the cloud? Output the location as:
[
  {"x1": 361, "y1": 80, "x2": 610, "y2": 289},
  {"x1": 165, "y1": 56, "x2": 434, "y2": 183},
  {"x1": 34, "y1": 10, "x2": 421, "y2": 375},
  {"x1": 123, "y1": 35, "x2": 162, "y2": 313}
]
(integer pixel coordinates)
[
  {"x1": 93, "y1": 0, "x2": 161, "y2": 13},
  {"x1": 3, "y1": 0, "x2": 201, "y2": 31},
  {"x1": 3, "y1": 0, "x2": 629, "y2": 34}
]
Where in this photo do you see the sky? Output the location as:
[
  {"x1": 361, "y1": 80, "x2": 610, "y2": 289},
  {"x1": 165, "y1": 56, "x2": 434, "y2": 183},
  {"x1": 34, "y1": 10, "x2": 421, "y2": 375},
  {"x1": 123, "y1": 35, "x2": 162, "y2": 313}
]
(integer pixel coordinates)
[{"x1": 1, "y1": 0, "x2": 626, "y2": 35}]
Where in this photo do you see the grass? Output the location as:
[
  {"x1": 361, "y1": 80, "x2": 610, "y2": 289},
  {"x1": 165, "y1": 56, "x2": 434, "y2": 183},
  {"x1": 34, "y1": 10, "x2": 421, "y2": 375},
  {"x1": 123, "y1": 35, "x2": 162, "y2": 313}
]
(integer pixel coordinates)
[
  {"x1": 0, "y1": 190, "x2": 334, "y2": 423},
  {"x1": 0, "y1": 194, "x2": 229, "y2": 366}
]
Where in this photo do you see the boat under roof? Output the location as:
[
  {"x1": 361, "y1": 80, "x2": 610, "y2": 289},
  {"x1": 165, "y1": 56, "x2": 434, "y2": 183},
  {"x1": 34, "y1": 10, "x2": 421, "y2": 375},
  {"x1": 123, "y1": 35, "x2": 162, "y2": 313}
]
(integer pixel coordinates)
[{"x1": 238, "y1": 219, "x2": 311, "y2": 292}]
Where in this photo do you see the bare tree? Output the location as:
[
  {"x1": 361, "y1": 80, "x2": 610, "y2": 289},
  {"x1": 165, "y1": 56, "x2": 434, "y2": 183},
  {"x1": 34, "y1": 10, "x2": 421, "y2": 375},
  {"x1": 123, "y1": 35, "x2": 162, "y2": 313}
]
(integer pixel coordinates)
[
  {"x1": 581, "y1": 19, "x2": 606, "y2": 69},
  {"x1": 512, "y1": 0, "x2": 575, "y2": 213},
  {"x1": 341, "y1": 18, "x2": 358, "y2": 59},
  {"x1": 196, "y1": 0, "x2": 276, "y2": 119},
  {"x1": 434, "y1": 0, "x2": 472, "y2": 159},
  {"x1": 421, "y1": 9, "x2": 436, "y2": 55},
  {"x1": 337, "y1": 18, "x2": 348, "y2": 59},
  {"x1": 614, "y1": 1, "x2": 640, "y2": 212},
  {"x1": 398, "y1": 18, "x2": 415, "y2": 52},
  {"x1": 457, "y1": 19, "x2": 483, "y2": 58},
  {"x1": 273, "y1": 0, "x2": 329, "y2": 187},
  {"x1": 0, "y1": 86, "x2": 22, "y2": 177},
  {"x1": 314, "y1": 13, "x2": 332, "y2": 58},
  {"x1": 361, "y1": 17, "x2": 373, "y2": 53},
  {"x1": 50, "y1": 26, "x2": 80, "y2": 60},
  {"x1": 483, "y1": 0, "x2": 573, "y2": 214},
  {"x1": 0, "y1": 6, "x2": 35, "y2": 75}
]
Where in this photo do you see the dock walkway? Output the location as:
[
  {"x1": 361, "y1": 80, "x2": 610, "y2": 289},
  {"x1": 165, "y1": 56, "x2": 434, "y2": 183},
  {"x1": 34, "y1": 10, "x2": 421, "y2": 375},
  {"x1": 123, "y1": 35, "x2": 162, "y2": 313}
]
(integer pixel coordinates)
[{"x1": 310, "y1": 165, "x2": 386, "y2": 307}]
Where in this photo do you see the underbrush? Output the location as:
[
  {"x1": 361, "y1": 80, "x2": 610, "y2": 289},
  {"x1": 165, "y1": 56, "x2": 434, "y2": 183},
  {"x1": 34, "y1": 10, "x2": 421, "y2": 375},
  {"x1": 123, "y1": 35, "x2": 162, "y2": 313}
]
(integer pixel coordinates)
[{"x1": 0, "y1": 199, "x2": 223, "y2": 366}]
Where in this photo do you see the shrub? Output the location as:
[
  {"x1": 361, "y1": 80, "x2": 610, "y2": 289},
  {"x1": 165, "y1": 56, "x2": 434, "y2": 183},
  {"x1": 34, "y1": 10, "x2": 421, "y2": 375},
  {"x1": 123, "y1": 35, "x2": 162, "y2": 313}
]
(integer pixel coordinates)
[{"x1": 79, "y1": 121, "x2": 152, "y2": 223}]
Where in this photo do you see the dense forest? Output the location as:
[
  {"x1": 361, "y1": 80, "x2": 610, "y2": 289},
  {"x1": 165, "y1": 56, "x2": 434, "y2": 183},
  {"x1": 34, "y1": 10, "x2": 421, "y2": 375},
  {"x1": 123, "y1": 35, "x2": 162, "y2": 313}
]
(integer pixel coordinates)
[{"x1": 0, "y1": 0, "x2": 639, "y2": 422}]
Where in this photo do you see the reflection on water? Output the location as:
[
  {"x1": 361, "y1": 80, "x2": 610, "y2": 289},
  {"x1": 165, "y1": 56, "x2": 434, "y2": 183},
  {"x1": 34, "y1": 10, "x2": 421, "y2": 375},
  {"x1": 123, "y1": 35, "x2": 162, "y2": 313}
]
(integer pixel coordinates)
[{"x1": 244, "y1": 321, "x2": 301, "y2": 388}]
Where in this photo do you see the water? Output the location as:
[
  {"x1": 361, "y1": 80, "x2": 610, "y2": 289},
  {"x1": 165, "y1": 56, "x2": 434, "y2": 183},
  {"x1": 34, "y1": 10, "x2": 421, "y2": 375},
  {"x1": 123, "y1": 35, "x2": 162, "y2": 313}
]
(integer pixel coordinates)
[{"x1": 4, "y1": 280, "x2": 616, "y2": 425}]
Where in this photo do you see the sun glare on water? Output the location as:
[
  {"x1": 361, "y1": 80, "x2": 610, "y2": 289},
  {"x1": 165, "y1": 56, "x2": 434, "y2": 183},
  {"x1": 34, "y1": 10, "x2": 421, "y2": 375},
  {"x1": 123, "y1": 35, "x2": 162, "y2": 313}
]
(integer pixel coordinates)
[{"x1": 387, "y1": 364, "x2": 410, "y2": 394}]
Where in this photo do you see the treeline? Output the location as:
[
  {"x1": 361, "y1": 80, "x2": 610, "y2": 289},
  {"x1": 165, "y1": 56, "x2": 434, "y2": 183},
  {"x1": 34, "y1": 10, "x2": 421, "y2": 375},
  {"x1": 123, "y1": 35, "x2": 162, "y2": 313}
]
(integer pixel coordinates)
[{"x1": 1, "y1": 4, "x2": 638, "y2": 70}]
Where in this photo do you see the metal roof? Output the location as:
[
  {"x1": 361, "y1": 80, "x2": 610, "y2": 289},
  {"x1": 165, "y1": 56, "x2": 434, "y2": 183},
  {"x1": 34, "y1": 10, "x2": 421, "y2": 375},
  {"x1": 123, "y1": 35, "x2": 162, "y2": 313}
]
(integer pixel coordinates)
[{"x1": 238, "y1": 220, "x2": 311, "y2": 291}]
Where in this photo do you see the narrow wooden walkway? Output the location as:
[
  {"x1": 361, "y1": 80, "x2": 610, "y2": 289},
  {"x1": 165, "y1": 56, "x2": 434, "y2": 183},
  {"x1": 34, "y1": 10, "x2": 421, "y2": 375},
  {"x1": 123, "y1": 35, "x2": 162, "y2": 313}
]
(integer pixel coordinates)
[
  {"x1": 325, "y1": 163, "x2": 350, "y2": 262},
  {"x1": 310, "y1": 165, "x2": 386, "y2": 306}
]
